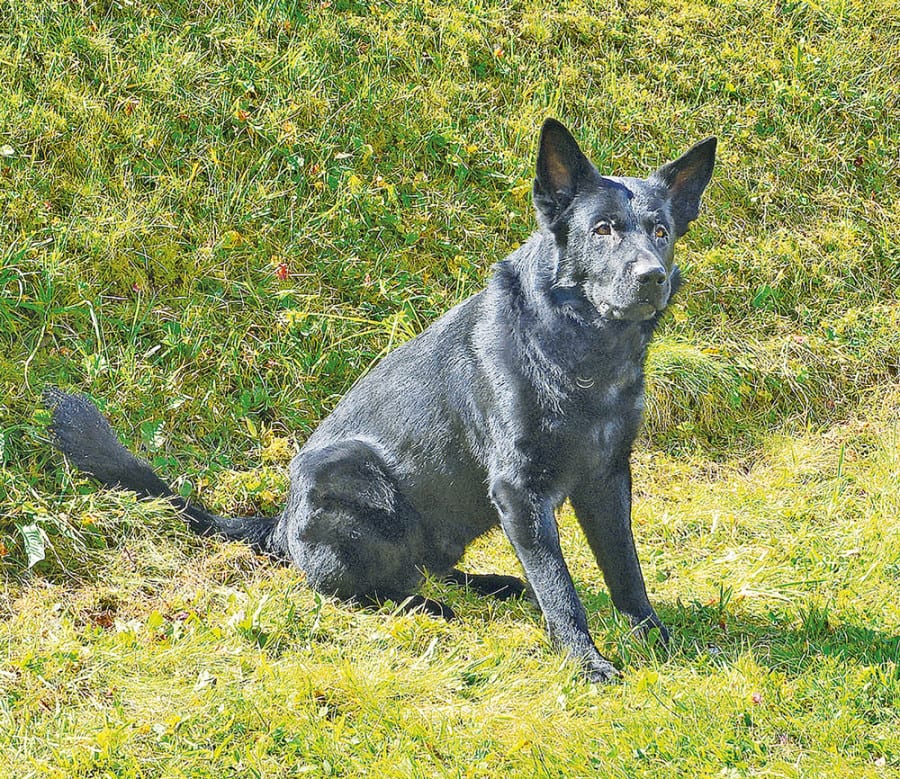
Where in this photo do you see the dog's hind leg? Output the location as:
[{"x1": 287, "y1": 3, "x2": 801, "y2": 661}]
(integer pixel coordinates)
[
  {"x1": 443, "y1": 569, "x2": 529, "y2": 602},
  {"x1": 274, "y1": 439, "x2": 453, "y2": 617}
]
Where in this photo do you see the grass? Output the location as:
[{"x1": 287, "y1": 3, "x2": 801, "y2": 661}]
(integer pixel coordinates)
[{"x1": 1, "y1": 0, "x2": 899, "y2": 775}]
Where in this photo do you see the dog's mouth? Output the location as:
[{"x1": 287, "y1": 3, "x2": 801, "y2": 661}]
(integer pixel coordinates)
[
  {"x1": 596, "y1": 302, "x2": 659, "y2": 321},
  {"x1": 585, "y1": 284, "x2": 665, "y2": 322}
]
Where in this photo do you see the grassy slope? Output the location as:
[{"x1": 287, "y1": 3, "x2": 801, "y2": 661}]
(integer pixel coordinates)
[{"x1": 1, "y1": 0, "x2": 899, "y2": 775}]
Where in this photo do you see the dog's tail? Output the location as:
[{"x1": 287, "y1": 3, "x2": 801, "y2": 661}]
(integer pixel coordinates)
[{"x1": 44, "y1": 388, "x2": 276, "y2": 553}]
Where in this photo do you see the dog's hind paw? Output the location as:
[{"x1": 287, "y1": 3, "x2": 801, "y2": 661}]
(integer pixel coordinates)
[
  {"x1": 443, "y1": 569, "x2": 530, "y2": 602},
  {"x1": 393, "y1": 594, "x2": 456, "y2": 620},
  {"x1": 363, "y1": 594, "x2": 456, "y2": 621}
]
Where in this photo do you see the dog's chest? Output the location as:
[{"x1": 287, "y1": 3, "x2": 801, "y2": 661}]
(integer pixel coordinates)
[{"x1": 546, "y1": 365, "x2": 644, "y2": 469}]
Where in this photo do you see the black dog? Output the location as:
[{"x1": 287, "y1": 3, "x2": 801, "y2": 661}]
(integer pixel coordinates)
[{"x1": 46, "y1": 119, "x2": 715, "y2": 681}]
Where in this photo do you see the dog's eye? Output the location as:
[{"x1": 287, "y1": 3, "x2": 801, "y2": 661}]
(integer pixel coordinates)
[
  {"x1": 593, "y1": 222, "x2": 612, "y2": 236},
  {"x1": 654, "y1": 224, "x2": 669, "y2": 240}
]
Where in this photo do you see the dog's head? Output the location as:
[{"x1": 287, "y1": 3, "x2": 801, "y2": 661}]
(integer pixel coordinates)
[{"x1": 533, "y1": 119, "x2": 716, "y2": 323}]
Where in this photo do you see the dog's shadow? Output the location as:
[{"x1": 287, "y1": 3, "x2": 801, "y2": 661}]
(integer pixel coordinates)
[
  {"x1": 450, "y1": 583, "x2": 900, "y2": 677},
  {"x1": 614, "y1": 592, "x2": 900, "y2": 676}
]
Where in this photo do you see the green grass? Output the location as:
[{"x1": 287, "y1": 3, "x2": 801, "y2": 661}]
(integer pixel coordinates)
[{"x1": 1, "y1": 0, "x2": 899, "y2": 775}]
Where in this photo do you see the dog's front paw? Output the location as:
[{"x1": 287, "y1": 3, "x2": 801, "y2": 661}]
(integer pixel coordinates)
[
  {"x1": 630, "y1": 611, "x2": 669, "y2": 646},
  {"x1": 580, "y1": 651, "x2": 622, "y2": 683}
]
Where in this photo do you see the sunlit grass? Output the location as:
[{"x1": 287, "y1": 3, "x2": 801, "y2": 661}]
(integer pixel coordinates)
[{"x1": 1, "y1": 0, "x2": 899, "y2": 775}]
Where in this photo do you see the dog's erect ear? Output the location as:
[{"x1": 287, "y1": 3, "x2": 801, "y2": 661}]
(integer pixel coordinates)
[
  {"x1": 533, "y1": 119, "x2": 594, "y2": 229},
  {"x1": 651, "y1": 137, "x2": 717, "y2": 238}
]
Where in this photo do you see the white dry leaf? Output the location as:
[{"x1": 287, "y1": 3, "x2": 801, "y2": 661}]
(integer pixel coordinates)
[{"x1": 194, "y1": 670, "x2": 217, "y2": 691}]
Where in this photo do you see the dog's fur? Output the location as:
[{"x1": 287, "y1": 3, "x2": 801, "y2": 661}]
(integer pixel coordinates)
[{"x1": 46, "y1": 119, "x2": 716, "y2": 681}]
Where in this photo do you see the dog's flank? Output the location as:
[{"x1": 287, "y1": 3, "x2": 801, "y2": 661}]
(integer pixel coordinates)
[{"x1": 46, "y1": 119, "x2": 716, "y2": 681}]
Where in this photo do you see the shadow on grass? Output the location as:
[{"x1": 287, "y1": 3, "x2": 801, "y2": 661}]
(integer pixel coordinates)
[
  {"x1": 428, "y1": 577, "x2": 900, "y2": 677},
  {"x1": 653, "y1": 597, "x2": 900, "y2": 675},
  {"x1": 465, "y1": 585, "x2": 900, "y2": 677}
]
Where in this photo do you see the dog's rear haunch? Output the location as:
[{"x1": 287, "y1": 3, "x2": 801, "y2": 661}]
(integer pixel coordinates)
[{"x1": 47, "y1": 119, "x2": 715, "y2": 682}]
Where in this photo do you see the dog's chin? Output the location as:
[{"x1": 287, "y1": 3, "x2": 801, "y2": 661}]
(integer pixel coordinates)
[
  {"x1": 591, "y1": 299, "x2": 662, "y2": 323},
  {"x1": 583, "y1": 282, "x2": 667, "y2": 323}
]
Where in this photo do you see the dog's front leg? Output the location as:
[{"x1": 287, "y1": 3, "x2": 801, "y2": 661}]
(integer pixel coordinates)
[
  {"x1": 490, "y1": 479, "x2": 619, "y2": 682},
  {"x1": 570, "y1": 460, "x2": 669, "y2": 644}
]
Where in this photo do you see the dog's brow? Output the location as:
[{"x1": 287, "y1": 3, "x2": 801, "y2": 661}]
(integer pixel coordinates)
[
  {"x1": 631, "y1": 190, "x2": 668, "y2": 217},
  {"x1": 598, "y1": 177, "x2": 634, "y2": 199},
  {"x1": 590, "y1": 186, "x2": 634, "y2": 218}
]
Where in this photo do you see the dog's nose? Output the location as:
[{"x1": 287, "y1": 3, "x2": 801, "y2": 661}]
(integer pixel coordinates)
[{"x1": 635, "y1": 260, "x2": 667, "y2": 286}]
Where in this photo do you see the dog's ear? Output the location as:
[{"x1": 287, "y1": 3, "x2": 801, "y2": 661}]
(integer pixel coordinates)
[
  {"x1": 533, "y1": 119, "x2": 594, "y2": 229},
  {"x1": 651, "y1": 137, "x2": 717, "y2": 238}
]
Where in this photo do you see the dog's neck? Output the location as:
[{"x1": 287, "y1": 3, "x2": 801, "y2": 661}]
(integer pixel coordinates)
[
  {"x1": 487, "y1": 234, "x2": 658, "y2": 407},
  {"x1": 497, "y1": 233, "x2": 659, "y2": 355}
]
